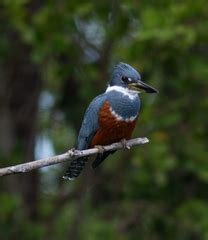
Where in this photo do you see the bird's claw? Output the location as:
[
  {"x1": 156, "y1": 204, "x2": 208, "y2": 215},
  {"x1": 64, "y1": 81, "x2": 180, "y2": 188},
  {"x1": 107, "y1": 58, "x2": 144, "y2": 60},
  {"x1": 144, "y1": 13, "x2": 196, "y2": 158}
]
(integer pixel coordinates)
[
  {"x1": 121, "y1": 139, "x2": 131, "y2": 150},
  {"x1": 94, "y1": 145, "x2": 105, "y2": 154},
  {"x1": 68, "y1": 148, "x2": 79, "y2": 154}
]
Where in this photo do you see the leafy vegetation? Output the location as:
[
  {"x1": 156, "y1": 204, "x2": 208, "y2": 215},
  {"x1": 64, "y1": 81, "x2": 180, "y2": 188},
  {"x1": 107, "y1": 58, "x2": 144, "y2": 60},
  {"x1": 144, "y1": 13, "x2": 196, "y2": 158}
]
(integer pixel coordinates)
[{"x1": 0, "y1": 0, "x2": 208, "y2": 239}]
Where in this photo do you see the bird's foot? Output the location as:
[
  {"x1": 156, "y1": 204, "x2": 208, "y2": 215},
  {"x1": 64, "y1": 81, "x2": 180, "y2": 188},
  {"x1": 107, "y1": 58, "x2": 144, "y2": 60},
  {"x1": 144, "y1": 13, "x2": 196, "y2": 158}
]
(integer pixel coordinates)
[
  {"x1": 120, "y1": 138, "x2": 131, "y2": 150},
  {"x1": 68, "y1": 148, "x2": 76, "y2": 153},
  {"x1": 94, "y1": 145, "x2": 105, "y2": 154},
  {"x1": 67, "y1": 148, "x2": 79, "y2": 155}
]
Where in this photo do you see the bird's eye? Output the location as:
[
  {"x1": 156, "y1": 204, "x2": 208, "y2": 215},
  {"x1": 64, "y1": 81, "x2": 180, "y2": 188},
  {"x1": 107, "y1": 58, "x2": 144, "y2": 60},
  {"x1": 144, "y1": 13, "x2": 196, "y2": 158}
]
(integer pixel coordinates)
[{"x1": 121, "y1": 76, "x2": 132, "y2": 84}]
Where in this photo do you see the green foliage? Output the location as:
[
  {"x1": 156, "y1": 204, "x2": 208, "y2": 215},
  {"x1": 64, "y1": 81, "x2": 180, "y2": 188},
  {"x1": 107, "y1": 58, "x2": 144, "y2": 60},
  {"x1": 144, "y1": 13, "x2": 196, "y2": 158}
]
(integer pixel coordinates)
[{"x1": 0, "y1": 0, "x2": 208, "y2": 239}]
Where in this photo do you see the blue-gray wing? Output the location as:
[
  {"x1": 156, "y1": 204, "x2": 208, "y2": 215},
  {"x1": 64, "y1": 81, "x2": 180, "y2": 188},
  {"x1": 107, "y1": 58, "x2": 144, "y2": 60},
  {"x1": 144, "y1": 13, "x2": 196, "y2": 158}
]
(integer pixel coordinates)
[{"x1": 76, "y1": 93, "x2": 107, "y2": 150}]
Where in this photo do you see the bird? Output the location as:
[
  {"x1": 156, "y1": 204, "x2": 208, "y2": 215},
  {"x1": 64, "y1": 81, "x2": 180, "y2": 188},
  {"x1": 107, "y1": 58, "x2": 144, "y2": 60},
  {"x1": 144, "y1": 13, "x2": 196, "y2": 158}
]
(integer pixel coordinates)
[{"x1": 63, "y1": 62, "x2": 158, "y2": 180}]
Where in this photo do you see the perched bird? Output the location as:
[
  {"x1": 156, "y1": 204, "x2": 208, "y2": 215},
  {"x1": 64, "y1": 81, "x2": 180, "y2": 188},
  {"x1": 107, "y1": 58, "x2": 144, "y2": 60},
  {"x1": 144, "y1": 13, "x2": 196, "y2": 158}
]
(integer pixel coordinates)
[{"x1": 63, "y1": 62, "x2": 158, "y2": 180}]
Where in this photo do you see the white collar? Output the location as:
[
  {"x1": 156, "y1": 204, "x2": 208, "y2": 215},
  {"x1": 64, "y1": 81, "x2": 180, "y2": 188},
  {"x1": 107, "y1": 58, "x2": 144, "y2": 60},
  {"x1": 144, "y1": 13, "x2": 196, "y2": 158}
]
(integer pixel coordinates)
[{"x1": 106, "y1": 86, "x2": 138, "y2": 100}]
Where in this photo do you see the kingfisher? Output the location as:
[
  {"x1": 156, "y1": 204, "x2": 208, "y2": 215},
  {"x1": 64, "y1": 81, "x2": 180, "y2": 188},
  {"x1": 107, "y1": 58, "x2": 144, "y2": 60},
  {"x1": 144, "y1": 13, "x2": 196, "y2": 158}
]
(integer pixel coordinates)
[{"x1": 63, "y1": 62, "x2": 158, "y2": 180}]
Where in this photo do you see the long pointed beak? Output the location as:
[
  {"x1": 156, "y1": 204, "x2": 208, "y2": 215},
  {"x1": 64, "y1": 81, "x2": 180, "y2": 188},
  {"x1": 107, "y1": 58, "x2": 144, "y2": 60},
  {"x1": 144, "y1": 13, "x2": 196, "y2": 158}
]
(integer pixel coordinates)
[{"x1": 129, "y1": 80, "x2": 158, "y2": 93}]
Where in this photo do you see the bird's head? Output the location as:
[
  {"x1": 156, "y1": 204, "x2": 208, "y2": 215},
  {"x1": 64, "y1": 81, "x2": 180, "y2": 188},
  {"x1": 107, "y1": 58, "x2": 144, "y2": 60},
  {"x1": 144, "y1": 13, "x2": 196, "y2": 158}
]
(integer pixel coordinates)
[{"x1": 109, "y1": 62, "x2": 158, "y2": 94}]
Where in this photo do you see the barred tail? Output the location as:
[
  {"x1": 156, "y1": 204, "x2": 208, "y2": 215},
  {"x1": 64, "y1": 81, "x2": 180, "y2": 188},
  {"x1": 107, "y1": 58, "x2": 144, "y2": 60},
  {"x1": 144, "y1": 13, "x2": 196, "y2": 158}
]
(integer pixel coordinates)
[{"x1": 63, "y1": 157, "x2": 88, "y2": 180}]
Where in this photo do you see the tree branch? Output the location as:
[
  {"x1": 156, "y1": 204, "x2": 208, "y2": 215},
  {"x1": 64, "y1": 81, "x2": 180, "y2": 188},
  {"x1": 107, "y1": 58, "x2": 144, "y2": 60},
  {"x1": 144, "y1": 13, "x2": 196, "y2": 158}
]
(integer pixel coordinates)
[{"x1": 0, "y1": 137, "x2": 149, "y2": 177}]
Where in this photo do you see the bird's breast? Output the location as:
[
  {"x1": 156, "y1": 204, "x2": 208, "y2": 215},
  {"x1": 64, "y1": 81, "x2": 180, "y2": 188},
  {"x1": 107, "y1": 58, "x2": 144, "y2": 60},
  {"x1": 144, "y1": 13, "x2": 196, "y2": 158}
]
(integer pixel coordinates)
[{"x1": 90, "y1": 101, "x2": 138, "y2": 146}]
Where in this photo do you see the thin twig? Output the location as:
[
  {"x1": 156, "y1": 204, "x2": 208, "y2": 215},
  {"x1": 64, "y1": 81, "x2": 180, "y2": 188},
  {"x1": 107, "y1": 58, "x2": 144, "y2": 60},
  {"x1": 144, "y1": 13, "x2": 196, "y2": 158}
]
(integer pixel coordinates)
[{"x1": 0, "y1": 137, "x2": 149, "y2": 177}]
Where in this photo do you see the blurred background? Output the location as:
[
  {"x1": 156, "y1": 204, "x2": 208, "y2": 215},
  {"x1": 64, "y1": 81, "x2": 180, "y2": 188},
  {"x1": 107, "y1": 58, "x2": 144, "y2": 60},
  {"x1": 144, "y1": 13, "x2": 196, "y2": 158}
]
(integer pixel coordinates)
[{"x1": 0, "y1": 0, "x2": 208, "y2": 239}]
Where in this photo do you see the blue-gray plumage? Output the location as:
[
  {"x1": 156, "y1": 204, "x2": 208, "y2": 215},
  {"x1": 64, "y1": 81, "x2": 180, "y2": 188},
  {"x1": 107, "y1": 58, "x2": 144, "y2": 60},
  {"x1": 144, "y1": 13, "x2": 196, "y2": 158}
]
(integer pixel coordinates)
[
  {"x1": 110, "y1": 62, "x2": 141, "y2": 88},
  {"x1": 107, "y1": 90, "x2": 140, "y2": 120},
  {"x1": 76, "y1": 94, "x2": 107, "y2": 150},
  {"x1": 63, "y1": 62, "x2": 158, "y2": 180}
]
